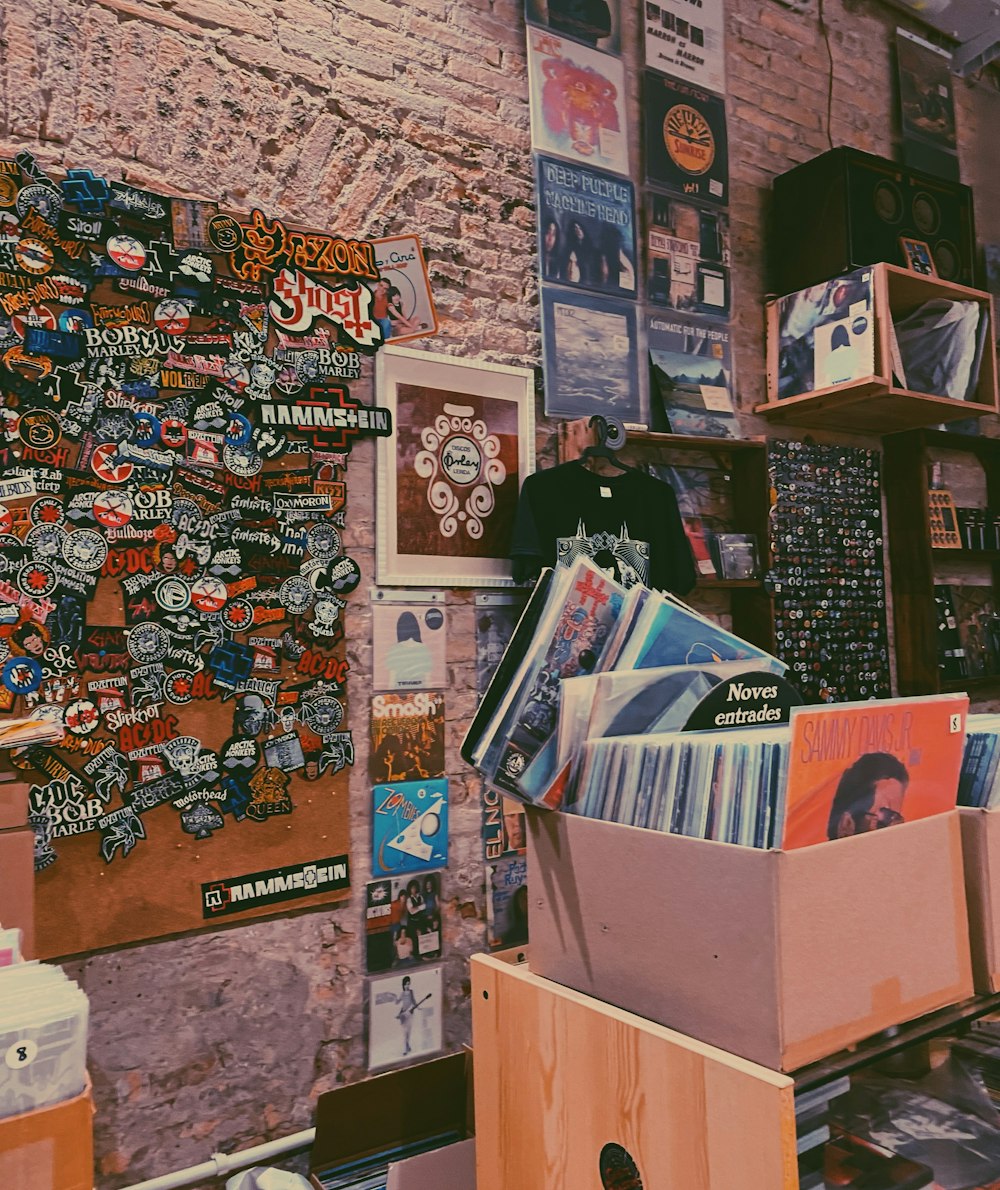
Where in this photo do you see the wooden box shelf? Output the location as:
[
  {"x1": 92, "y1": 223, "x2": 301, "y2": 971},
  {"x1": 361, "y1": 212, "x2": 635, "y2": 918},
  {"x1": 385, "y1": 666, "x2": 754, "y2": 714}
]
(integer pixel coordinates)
[{"x1": 757, "y1": 263, "x2": 999, "y2": 435}]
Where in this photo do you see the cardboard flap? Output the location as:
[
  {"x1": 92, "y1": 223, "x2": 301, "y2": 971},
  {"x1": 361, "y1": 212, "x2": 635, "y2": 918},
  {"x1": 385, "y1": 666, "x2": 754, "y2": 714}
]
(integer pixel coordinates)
[
  {"x1": 386, "y1": 1137, "x2": 476, "y2": 1190},
  {"x1": 0, "y1": 784, "x2": 29, "y2": 832},
  {"x1": 959, "y1": 807, "x2": 1000, "y2": 992},
  {"x1": 527, "y1": 810, "x2": 784, "y2": 1065},
  {"x1": 778, "y1": 812, "x2": 972, "y2": 1068},
  {"x1": 310, "y1": 1052, "x2": 470, "y2": 1173}
]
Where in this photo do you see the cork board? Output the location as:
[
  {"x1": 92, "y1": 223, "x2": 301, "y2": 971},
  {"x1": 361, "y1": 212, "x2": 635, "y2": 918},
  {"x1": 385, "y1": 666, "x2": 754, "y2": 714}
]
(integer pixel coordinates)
[{"x1": 0, "y1": 153, "x2": 390, "y2": 957}]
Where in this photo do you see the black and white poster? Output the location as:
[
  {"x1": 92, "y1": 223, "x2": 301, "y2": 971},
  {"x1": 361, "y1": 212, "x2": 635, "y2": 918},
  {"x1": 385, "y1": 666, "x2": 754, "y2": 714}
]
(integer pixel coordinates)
[
  {"x1": 643, "y1": 72, "x2": 729, "y2": 206},
  {"x1": 536, "y1": 156, "x2": 637, "y2": 298},
  {"x1": 541, "y1": 286, "x2": 642, "y2": 423},
  {"x1": 367, "y1": 964, "x2": 443, "y2": 1071},
  {"x1": 643, "y1": 0, "x2": 726, "y2": 95},
  {"x1": 646, "y1": 190, "x2": 729, "y2": 316}
]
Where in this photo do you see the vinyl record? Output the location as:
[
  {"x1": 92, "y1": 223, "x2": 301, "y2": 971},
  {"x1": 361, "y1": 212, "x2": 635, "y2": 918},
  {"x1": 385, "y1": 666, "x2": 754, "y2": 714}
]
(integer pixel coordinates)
[{"x1": 643, "y1": 71, "x2": 729, "y2": 206}]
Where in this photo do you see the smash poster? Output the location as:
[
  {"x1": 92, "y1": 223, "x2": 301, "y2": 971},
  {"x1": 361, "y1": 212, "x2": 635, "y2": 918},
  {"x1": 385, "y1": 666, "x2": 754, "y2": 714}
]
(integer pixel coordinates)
[
  {"x1": 643, "y1": 73, "x2": 729, "y2": 206},
  {"x1": 527, "y1": 28, "x2": 630, "y2": 177},
  {"x1": 781, "y1": 695, "x2": 968, "y2": 849},
  {"x1": 372, "y1": 777, "x2": 449, "y2": 877},
  {"x1": 369, "y1": 690, "x2": 446, "y2": 785}
]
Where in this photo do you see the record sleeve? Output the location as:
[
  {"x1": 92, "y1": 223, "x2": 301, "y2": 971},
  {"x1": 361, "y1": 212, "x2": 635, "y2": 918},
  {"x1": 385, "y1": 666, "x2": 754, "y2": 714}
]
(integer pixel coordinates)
[
  {"x1": 647, "y1": 311, "x2": 737, "y2": 437},
  {"x1": 643, "y1": 0, "x2": 726, "y2": 95},
  {"x1": 541, "y1": 286, "x2": 642, "y2": 423},
  {"x1": 645, "y1": 191, "x2": 729, "y2": 317},
  {"x1": 781, "y1": 693, "x2": 968, "y2": 849},
  {"x1": 643, "y1": 72, "x2": 728, "y2": 205},
  {"x1": 536, "y1": 156, "x2": 637, "y2": 298},
  {"x1": 526, "y1": 0, "x2": 622, "y2": 55},
  {"x1": 527, "y1": 29, "x2": 630, "y2": 176}
]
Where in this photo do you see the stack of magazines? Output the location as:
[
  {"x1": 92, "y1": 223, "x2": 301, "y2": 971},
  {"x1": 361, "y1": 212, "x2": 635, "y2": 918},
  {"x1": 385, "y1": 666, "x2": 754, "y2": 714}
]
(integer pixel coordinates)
[
  {"x1": 0, "y1": 961, "x2": 89, "y2": 1118},
  {"x1": 958, "y1": 714, "x2": 1000, "y2": 808}
]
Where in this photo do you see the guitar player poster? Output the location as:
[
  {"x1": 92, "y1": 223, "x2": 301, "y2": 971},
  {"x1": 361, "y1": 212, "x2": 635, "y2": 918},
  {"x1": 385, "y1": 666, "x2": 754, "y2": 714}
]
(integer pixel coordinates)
[{"x1": 367, "y1": 964, "x2": 444, "y2": 1071}]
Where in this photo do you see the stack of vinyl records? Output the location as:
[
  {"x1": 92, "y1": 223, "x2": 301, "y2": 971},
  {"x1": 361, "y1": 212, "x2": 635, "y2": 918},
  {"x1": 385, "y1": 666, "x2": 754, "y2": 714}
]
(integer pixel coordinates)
[
  {"x1": 954, "y1": 1024, "x2": 1000, "y2": 1113},
  {"x1": 0, "y1": 961, "x2": 89, "y2": 1118},
  {"x1": 957, "y1": 714, "x2": 1000, "y2": 807},
  {"x1": 822, "y1": 1128, "x2": 935, "y2": 1189},
  {"x1": 795, "y1": 1076, "x2": 850, "y2": 1189}
]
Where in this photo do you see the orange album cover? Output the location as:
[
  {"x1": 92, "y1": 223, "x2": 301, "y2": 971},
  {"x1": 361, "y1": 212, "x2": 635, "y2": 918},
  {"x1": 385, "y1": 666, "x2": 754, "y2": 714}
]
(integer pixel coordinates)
[{"x1": 781, "y1": 693, "x2": 969, "y2": 850}]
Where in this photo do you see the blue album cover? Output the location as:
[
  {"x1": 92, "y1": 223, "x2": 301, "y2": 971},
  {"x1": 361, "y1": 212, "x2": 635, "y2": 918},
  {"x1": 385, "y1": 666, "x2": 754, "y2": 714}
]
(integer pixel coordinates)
[
  {"x1": 372, "y1": 778, "x2": 449, "y2": 878},
  {"x1": 647, "y1": 311, "x2": 737, "y2": 437},
  {"x1": 643, "y1": 72, "x2": 729, "y2": 206},
  {"x1": 536, "y1": 155, "x2": 637, "y2": 299},
  {"x1": 541, "y1": 285, "x2": 642, "y2": 423}
]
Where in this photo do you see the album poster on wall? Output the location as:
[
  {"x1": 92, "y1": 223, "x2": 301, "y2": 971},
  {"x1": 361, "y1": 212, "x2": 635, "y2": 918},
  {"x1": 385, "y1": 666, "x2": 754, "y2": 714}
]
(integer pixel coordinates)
[
  {"x1": 372, "y1": 777, "x2": 449, "y2": 878},
  {"x1": 369, "y1": 690, "x2": 446, "y2": 785},
  {"x1": 896, "y1": 28, "x2": 959, "y2": 181},
  {"x1": 367, "y1": 964, "x2": 443, "y2": 1071},
  {"x1": 646, "y1": 191, "x2": 729, "y2": 317},
  {"x1": 375, "y1": 347, "x2": 535, "y2": 587},
  {"x1": 526, "y1": 0, "x2": 622, "y2": 54},
  {"x1": 365, "y1": 871, "x2": 443, "y2": 973},
  {"x1": 475, "y1": 592, "x2": 528, "y2": 697},
  {"x1": 643, "y1": 0, "x2": 726, "y2": 95},
  {"x1": 371, "y1": 234, "x2": 440, "y2": 343},
  {"x1": 371, "y1": 592, "x2": 448, "y2": 691},
  {"x1": 643, "y1": 72, "x2": 728, "y2": 205},
  {"x1": 527, "y1": 28, "x2": 630, "y2": 177},
  {"x1": 541, "y1": 286, "x2": 642, "y2": 423},
  {"x1": 486, "y1": 854, "x2": 529, "y2": 951},
  {"x1": 647, "y1": 311, "x2": 737, "y2": 437},
  {"x1": 536, "y1": 156, "x2": 637, "y2": 298}
]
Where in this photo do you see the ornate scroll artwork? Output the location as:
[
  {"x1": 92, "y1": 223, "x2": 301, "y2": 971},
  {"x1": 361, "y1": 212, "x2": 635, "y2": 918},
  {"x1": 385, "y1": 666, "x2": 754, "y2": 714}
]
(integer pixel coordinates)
[
  {"x1": 0, "y1": 152, "x2": 393, "y2": 955},
  {"x1": 375, "y1": 346, "x2": 534, "y2": 587}
]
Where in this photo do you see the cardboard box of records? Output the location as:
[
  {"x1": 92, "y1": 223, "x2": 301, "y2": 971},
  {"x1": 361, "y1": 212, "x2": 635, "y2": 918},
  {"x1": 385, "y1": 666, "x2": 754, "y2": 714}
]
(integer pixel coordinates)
[
  {"x1": 954, "y1": 715, "x2": 1000, "y2": 993},
  {"x1": 0, "y1": 1076, "x2": 94, "y2": 1190},
  {"x1": 528, "y1": 806, "x2": 973, "y2": 1072}
]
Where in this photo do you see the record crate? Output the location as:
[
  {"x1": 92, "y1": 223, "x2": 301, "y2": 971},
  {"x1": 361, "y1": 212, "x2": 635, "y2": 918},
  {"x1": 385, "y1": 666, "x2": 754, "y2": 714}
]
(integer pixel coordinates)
[
  {"x1": 0, "y1": 1077, "x2": 94, "y2": 1190},
  {"x1": 526, "y1": 807, "x2": 973, "y2": 1072},
  {"x1": 471, "y1": 953, "x2": 797, "y2": 1190},
  {"x1": 959, "y1": 807, "x2": 1000, "y2": 993}
]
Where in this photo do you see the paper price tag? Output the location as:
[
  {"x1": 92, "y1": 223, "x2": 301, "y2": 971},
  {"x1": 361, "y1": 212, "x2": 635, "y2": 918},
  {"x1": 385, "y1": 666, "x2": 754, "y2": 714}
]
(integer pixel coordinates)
[{"x1": 5, "y1": 1039, "x2": 38, "y2": 1069}]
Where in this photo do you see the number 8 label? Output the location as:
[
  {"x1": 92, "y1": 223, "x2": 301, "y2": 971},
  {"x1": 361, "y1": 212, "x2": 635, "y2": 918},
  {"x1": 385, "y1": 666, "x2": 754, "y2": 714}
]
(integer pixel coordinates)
[{"x1": 5, "y1": 1039, "x2": 38, "y2": 1069}]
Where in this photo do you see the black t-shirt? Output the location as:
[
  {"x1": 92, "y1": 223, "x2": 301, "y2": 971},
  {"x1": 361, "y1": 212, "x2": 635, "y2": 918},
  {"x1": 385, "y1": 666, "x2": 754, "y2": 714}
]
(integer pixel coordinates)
[{"x1": 510, "y1": 462, "x2": 696, "y2": 594}]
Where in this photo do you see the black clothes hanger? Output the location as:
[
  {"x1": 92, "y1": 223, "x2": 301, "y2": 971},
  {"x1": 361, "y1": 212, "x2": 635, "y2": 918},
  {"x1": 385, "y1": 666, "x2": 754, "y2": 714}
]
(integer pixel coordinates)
[{"x1": 575, "y1": 415, "x2": 642, "y2": 475}]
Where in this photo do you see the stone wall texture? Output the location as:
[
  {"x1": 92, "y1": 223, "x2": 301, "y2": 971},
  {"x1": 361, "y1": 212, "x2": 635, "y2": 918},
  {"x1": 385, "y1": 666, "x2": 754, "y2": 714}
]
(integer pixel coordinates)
[{"x1": 1, "y1": 0, "x2": 999, "y2": 1185}]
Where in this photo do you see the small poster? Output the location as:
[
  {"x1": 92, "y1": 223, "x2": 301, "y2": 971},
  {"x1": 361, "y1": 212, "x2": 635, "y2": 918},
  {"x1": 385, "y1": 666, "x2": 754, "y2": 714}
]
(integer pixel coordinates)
[
  {"x1": 896, "y1": 28, "x2": 958, "y2": 181},
  {"x1": 647, "y1": 311, "x2": 737, "y2": 437},
  {"x1": 526, "y1": 0, "x2": 622, "y2": 55},
  {"x1": 643, "y1": 0, "x2": 726, "y2": 95},
  {"x1": 475, "y1": 592, "x2": 528, "y2": 697},
  {"x1": 369, "y1": 691, "x2": 445, "y2": 785},
  {"x1": 527, "y1": 29, "x2": 630, "y2": 177},
  {"x1": 646, "y1": 191, "x2": 729, "y2": 317},
  {"x1": 372, "y1": 595, "x2": 448, "y2": 691},
  {"x1": 371, "y1": 234, "x2": 440, "y2": 343},
  {"x1": 536, "y1": 156, "x2": 637, "y2": 298},
  {"x1": 487, "y1": 855, "x2": 529, "y2": 950},
  {"x1": 365, "y1": 871, "x2": 443, "y2": 973},
  {"x1": 372, "y1": 778, "x2": 449, "y2": 878},
  {"x1": 643, "y1": 72, "x2": 728, "y2": 206},
  {"x1": 541, "y1": 286, "x2": 641, "y2": 423},
  {"x1": 367, "y1": 964, "x2": 443, "y2": 1071}
]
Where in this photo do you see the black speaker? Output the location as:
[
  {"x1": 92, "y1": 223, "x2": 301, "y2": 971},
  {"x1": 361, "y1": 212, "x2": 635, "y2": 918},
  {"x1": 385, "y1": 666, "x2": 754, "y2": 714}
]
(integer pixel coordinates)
[{"x1": 770, "y1": 146, "x2": 976, "y2": 294}]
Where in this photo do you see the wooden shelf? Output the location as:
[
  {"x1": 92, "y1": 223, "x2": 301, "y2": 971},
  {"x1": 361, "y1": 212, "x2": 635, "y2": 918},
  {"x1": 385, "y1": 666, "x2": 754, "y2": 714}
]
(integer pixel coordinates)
[
  {"x1": 942, "y1": 674, "x2": 1000, "y2": 694},
  {"x1": 697, "y1": 578, "x2": 763, "y2": 589},
  {"x1": 757, "y1": 263, "x2": 999, "y2": 436},
  {"x1": 624, "y1": 430, "x2": 766, "y2": 453},
  {"x1": 932, "y1": 548, "x2": 1000, "y2": 562}
]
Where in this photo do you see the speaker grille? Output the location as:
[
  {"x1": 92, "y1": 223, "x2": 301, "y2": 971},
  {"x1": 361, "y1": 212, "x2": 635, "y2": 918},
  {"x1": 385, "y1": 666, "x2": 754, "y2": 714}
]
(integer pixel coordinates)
[
  {"x1": 873, "y1": 181, "x2": 903, "y2": 223},
  {"x1": 912, "y1": 192, "x2": 941, "y2": 236},
  {"x1": 933, "y1": 239, "x2": 960, "y2": 281}
]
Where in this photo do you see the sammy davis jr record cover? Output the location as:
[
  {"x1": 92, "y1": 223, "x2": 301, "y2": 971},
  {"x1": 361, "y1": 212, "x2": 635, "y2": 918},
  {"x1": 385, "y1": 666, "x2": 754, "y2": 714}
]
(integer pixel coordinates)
[{"x1": 643, "y1": 72, "x2": 729, "y2": 206}]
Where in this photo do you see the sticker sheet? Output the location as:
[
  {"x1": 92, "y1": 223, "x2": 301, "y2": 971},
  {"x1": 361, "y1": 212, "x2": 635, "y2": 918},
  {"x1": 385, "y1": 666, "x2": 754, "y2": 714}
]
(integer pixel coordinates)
[{"x1": 0, "y1": 153, "x2": 398, "y2": 955}]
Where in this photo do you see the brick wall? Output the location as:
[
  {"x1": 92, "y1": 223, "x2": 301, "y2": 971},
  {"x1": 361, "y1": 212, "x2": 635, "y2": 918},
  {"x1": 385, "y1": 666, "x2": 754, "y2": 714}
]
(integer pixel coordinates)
[{"x1": 1, "y1": 0, "x2": 998, "y2": 1184}]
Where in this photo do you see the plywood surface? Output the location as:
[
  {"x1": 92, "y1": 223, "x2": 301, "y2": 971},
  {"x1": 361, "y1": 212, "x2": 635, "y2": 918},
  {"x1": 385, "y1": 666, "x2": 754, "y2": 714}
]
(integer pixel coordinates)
[{"x1": 471, "y1": 955, "x2": 796, "y2": 1190}]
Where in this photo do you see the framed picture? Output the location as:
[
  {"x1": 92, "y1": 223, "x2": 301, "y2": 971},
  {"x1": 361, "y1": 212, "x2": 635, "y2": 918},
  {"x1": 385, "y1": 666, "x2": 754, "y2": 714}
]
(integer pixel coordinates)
[
  {"x1": 376, "y1": 346, "x2": 535, "y2": 586},
  {"x1": 900, "y1": 236, "x2": 937, "y2": 276}
]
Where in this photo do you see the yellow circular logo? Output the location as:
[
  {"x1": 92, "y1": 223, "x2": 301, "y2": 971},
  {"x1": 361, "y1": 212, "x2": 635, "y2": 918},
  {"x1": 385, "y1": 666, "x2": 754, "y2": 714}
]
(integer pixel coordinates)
[
  {"x1": 663, "y1": 103, "x2": 715, "y2": 176},
  {"x1": 0, "y1": 177, "x2": 16, "y2": 207}
]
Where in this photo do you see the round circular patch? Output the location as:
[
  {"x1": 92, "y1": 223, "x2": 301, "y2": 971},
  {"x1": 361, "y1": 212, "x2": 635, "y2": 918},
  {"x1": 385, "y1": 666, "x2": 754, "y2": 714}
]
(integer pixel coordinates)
[
  {"x1": 106, "y1": 232, "x2": 147, "y2": 272},
  {"x1": 190, "y1": 575, "x2": 228, "y2": 614},
  {"x1": 221, "y1": 598, "x2": 254, "y2": 633},
  {"x1": 153, "y1": 298, "x2": 191, "y2": 336},
  {"x1": 440, "y1": 434, "x2": 483, "y2": 485},
  {"x1": 425, "y1": 607, "x2": 444, "y2": 631},
  {"x1": 127, "y1": 622, "x2": 170, "y2": 663},
  {"x1": 280, "y1": 576, "x2": 315, "y2": 615},
  {"x1": 663, "y1": 103, "x2": 715, "y2": 177},
  {"x1": 0, "y1": 176, "x2": 17, "y2": 207},
  {"x1": 251, "y1": 423, "x2": 288, "y2": 460},
  {"x1": 57, "y1": 308, "x2": 93, "y2": 333},
  {"x1": 12, "y1": 305, "x2": 57, "y2": 340},
  {"x1": 16, "y1": 408, "x2": 61, "y2": 450},
  {"x1": 61, "y1": 529, "x2": 108, "y2": 573},
  {"x1": 63, "y1": 697, "x2": 100, "y2": 735},
  {"x1": 221, "y1": 361, "x2": 250, "y2": 393},
  {"x1": 160, "y1": 418, "x2": 188, "y2": 450},
  {"x1": 163, "y1": 669, "x2": 195, "y2": 705},
  {"x1": 92, "y1": 490, "x2": 134, "y2": 529},
  {"x1": 274, "y1": 365, "x2": 302, "y2": 396},
  {"x1": 0, "y1": 509, "x2": 11, "y2": 536},
  {"x1": 91, "y1": 442, "x2": 134, "y2": 484},
  {"x1": 23, "y1": 524, "x2": 65, "y2": 560},
  {"x1": 16, "y1": 184, "x2": 62, "y2": 221},
  {"x1": 155, "y1": 576, "x2": 192, "y2": 613},
  {"x1": 29, "y1": 496, "x2": 64, "y2": 526},
  {"x1": 307, "y1": 523, "x2": 341, "y2": 560},
  {"x1": 14, "y1": 238, "x2": 53, "y2": 275},
  {"x1": 223, "y1": 412, "x2": 252, "y2": 448},
  {"x1": 131, "y1": 411, "x2": 161, "y2": 447},
  {"x1": 323, "y1": 556, "x2": 361, "y2": 595},
  {"x1": 309, "y1": 696, "x2": 344, "y2": 736},
  {"x1": 1, "y1": 655, "x2": 41, "y2": 695},
  {"x1": 599, "y1": 1143, "x2": 643, "y2": 1190},
  {"x1": 208, "y1": 213, "x2": 243, "y2": 252},
  {"x1": 222, "y1": 443, "x2": 262, "y2": 477}
]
